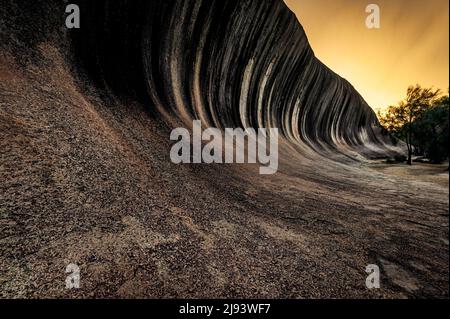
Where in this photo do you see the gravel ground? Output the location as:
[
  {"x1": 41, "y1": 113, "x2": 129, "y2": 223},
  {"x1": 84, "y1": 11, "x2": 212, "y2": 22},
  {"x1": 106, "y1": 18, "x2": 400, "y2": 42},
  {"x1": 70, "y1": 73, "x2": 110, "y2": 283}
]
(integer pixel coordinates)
[{"x1": 1, "y1": 44, "x2": 448, "y2": 299}]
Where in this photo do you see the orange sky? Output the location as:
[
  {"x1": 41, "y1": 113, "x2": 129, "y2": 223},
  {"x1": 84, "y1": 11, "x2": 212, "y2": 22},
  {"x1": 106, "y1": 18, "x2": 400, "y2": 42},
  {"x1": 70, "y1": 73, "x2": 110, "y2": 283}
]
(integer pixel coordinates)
[{"x1": 284, "y1": 0, "x2": 449, "y2": 112}]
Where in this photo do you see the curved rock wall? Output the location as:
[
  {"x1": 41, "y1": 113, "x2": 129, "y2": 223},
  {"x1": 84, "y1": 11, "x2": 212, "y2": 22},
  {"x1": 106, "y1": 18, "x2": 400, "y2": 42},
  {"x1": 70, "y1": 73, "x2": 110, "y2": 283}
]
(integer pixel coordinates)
[
  {"x1": 70, "y1": 0, "x2": 399, "y2": 162},
  {"x1": 1, "y1": 0, "x2": 448, "y2": 300}
]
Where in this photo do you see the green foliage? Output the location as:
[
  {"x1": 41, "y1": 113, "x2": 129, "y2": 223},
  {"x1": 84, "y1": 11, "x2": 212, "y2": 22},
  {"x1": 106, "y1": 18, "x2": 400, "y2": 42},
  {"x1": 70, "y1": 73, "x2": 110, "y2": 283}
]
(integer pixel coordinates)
[
  {"x1": 385, "y1": 155, "x2": 407, "y2": 164},
  {"x1": 411, "y1": 95, "x2": 449, "y2": 163},
  {"x1": 394, "y1": 155, "x2": 407, "y2": 163},
  {"x1": 378, "y1": 85, "x2": 447, "y2": 164}
]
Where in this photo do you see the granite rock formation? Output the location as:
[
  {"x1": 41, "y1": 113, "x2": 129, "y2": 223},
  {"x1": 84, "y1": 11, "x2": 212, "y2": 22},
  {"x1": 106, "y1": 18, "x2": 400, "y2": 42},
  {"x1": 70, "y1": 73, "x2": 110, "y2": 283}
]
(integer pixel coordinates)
[
  {"x1": 1, "y1": 0, "x2": 448, "y2": 299},
  {"x1": 71, "y1": 0, "x2": 400, "y2": 161}
]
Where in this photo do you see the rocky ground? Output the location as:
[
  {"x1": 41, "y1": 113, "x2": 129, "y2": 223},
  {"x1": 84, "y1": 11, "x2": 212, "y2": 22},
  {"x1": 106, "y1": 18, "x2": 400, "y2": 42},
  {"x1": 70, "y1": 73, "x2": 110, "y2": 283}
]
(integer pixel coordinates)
[{"x1": 1, "y1": 43, "x2": 449, "y2": 299}]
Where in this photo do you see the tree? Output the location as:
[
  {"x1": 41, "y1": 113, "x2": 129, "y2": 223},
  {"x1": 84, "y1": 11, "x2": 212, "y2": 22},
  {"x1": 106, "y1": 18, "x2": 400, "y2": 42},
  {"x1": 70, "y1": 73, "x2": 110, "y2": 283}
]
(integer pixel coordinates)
[
  {"x1": 411, "y1": 94, "x2": 449, "y2": 163},
  {"x1": 378, "y1": 85, "x2": 441, "y2": 165}
]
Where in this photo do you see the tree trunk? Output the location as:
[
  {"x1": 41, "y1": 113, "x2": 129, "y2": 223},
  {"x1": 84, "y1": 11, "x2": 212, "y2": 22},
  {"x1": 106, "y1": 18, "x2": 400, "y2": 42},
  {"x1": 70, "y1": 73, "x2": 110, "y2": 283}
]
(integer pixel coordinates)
[
  {"x1": 407, "y1": 147, "x2": 412, "y2": 165},
  {"x1": 407, "y1": 113, "x2": 413, "y2": 165}
]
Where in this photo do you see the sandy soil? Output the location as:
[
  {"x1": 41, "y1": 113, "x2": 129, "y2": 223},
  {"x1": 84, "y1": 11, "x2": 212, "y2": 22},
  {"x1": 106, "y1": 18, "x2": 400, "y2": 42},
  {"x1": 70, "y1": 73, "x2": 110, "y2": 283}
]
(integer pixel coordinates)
[
  {"x1": 368, "y1": 162, "x2": 449, "y2": 189},
  {"x1": 0, "y1": 44, "x2": 448, "y2": 299}
]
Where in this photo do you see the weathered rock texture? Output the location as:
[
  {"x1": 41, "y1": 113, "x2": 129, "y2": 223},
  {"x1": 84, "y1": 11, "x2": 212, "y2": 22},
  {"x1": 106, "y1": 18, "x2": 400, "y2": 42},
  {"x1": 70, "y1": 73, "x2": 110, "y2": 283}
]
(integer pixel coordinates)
[
  {"x1": 1, "y1": 0, "x2": 448, "y2": 299},
  {"x1": 71, "y1": 0, "x2": 399, "y2": 161}
]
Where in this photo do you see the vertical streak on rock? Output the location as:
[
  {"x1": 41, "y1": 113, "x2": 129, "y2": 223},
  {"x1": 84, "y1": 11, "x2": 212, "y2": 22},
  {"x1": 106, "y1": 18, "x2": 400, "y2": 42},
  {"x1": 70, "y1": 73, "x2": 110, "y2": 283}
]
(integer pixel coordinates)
[
  {"x1": 240, "y1": 58, "x2": 255, "y2": 129},
  {"x1": 69, "y1": 0, "x2": 402, "y2": 162}
]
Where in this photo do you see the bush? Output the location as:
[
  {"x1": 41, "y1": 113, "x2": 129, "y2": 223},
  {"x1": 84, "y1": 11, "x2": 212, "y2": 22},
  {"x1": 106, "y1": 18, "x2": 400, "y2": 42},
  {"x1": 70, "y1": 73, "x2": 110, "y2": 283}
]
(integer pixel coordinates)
[
  {"x1": 394, "y1": 155, "x2": 407, "y2": 163},
  {"x1": 386, "y1": 156, "x2": 406, "y2": 164},
  {"x1": 385, "y1": 158, "x2": 396, "y2": 164}
]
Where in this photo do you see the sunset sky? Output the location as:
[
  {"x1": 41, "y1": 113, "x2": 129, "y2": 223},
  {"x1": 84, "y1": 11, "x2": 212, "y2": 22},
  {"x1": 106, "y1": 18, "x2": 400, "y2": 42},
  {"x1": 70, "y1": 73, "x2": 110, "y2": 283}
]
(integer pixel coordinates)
[{"x1": 284, "y1": 0, "x2": 449, "y2": 112}]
